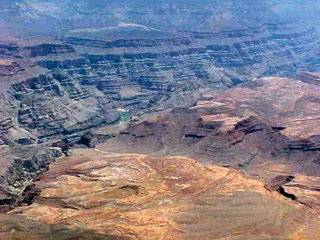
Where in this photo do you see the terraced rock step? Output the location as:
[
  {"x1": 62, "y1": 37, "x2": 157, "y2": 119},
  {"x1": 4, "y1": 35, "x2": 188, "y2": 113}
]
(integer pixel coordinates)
[
  {"x1": 1, "y1": 22, "x2": 320, "y2": 146},
  {"x1": 1, "y1": 0, "x2": 320, "y2": 147},
  {"x1": 101, "y1": 77, "x2": 320, "y2": 176}
]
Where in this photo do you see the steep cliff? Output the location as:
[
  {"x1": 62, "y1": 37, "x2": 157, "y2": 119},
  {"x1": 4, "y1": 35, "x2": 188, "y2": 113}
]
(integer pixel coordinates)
[
  {"x1": 1, "y1": 0, "x2": 320, "y2": 146},
  {"x1": 2, "y1": 20, "x2": 320, "y2": 145},
  {"x1": 102, "y1": 77, "x2": 320, "y2": 176}
]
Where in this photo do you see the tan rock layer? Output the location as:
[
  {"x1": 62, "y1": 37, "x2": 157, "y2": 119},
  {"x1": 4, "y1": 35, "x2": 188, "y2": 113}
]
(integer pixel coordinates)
[{"x1": 8, "y1": 149, "x2": 320, "y2": 239}]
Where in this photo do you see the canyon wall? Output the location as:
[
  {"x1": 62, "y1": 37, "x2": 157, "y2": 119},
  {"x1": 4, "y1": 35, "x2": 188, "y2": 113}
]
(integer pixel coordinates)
[
  {"x1": 2, "y1": 20, "x2": 320, "y2": 145},
  {"x1": 1, "y1": 0, "x2": 320, "y2": 213}
]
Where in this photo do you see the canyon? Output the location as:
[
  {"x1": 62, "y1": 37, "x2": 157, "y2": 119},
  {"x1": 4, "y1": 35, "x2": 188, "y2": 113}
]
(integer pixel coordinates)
[{"x1": 1, "y1": 0, "x2": 320, "y2": 239}]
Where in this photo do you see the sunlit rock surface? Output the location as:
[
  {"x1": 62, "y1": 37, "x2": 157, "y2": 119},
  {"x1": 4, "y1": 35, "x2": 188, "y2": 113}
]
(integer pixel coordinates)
[
  {"x1": 4, "y1": 149, "x2": 320, "y2": 239},
  {"x1": 103, "y1": 77, "x2": 320, "y2": 174},
  {"x1": 1, "y1": 1, "x2": 320, "y2": 239}
]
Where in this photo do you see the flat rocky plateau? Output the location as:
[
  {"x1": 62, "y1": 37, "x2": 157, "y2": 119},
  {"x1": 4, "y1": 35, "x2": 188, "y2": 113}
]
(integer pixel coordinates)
[{"x1": 2, "y1": 149, "x2": 319, "y2": 240}]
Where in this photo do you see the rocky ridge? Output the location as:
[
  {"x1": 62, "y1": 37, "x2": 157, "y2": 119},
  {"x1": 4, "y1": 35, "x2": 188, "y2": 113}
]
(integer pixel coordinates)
[{"x1": 101, "y1": 77, "x2": 320, "y2": 176}]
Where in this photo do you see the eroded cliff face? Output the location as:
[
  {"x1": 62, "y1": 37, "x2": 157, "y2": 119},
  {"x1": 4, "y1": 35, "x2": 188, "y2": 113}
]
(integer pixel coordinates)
[
  {"x1": 2, "y1": 20, "x2": 320, "y2": 145},
  {"x1": 1, "y1": 0, "x2": 320, "y2": 148},
  {"x1": 0, "y1": 145, "x2": 63, "y2": 212},
  {"x1": 5, "y1": 149, "x2": 320, "y2": 240},
  {"x1": 1, "y1": 1, "x2": 320, "y2": 239},
  {"x1": 103, "y1": 77, "x2": 320, "y2": 175}
]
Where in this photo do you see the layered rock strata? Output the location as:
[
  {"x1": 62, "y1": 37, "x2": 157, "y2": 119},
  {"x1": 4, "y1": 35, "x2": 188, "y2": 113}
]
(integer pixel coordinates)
[
  {"x1": 2, "y1": 19, "x2": 320, "y2": 145},
  {"x1": 101, "y1": 77, "x2": 320, "y2": 176},
  {"x1": 0, "y1": 145, "x2": 62, "y2": 211}
]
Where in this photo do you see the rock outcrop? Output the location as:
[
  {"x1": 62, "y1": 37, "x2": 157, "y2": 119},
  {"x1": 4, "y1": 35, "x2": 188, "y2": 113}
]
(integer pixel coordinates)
[
  {"x1": 102, "y1": 77, "x2": 320, "y2": 176},
  {"x1": 0, "y1": 145, "x2": 63, "y2": 211},
  {"x1": 5, "y1": 149, "x2": 320, "y2": 239}
]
